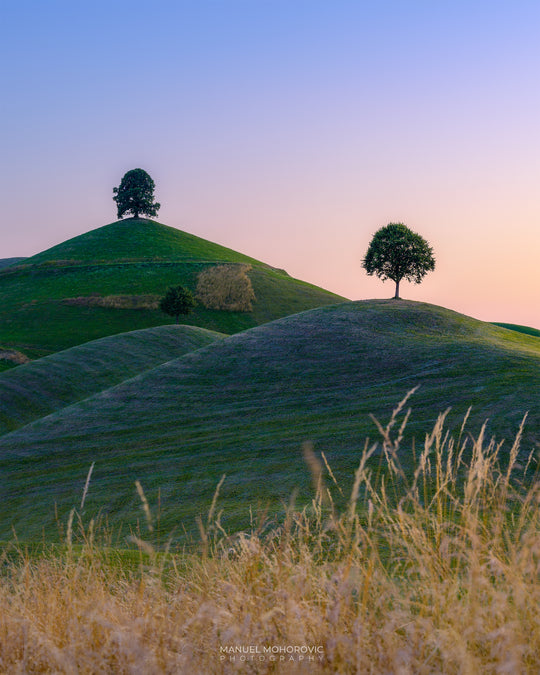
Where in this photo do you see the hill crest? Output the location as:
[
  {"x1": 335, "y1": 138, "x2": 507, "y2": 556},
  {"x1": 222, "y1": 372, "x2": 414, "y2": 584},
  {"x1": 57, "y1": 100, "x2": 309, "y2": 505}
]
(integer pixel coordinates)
[{"x1": 24, "y1": 218, "x2": 266, "y2": 267}]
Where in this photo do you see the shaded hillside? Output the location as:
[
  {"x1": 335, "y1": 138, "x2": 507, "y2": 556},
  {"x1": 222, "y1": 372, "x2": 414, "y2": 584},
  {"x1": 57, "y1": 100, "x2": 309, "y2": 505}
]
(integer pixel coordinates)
[
  {"x1": 0, "y1": 300, "x2": 538, "y2": 542},
  {"x1": 0, "y1": 219, "x2": 344, "y2": 357},
  {"x1": 0, "y1": 257, "x2": 26, "y2": 270},
  {"x1": 0, "y1": 324, "x2": 224, "y2": 435}
]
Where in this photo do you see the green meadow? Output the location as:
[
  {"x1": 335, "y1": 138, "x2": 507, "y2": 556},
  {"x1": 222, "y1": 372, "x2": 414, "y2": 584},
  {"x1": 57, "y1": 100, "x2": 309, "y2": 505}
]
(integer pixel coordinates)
[
  {"x1": 0, "y1": 218, "x2": 539, "y2": 671},
  {"x1": 0, "y1": 324, "x2": 224, "y2": 435},
  {"x1": 494, "y1": 322, "x2": 540, "y2": 338},
  {"x1": 0, "y1": 296, "x2": 538, "y2": 543}
]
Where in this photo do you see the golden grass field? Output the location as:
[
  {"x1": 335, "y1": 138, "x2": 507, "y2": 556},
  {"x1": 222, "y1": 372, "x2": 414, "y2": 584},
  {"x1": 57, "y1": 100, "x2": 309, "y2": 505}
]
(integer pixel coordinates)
[{"x1": 1, "y1": 394, "x2": 539, "y2": 674}]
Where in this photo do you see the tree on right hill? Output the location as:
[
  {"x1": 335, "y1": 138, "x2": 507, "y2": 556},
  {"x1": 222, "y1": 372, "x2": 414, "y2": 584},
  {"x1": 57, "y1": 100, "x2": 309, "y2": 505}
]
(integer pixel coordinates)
[{"x1": 362, "y1": 223, "x2": 435, "y2": 299}]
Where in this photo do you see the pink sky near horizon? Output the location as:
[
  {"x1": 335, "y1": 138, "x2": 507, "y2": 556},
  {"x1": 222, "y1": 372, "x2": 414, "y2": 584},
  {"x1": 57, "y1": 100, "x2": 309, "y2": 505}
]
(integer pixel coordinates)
[{"x1": 1, "y1": 1, "x2": 539, "y2": 328}]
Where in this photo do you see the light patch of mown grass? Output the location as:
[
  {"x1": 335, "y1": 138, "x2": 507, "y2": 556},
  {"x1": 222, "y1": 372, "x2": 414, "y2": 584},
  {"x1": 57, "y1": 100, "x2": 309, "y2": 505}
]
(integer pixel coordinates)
[
  {"x1": 0, "y1": 398, "x2": 539, "y2": 672},
  {"x1": 62, "y1": 294, "x2": 161, "y2": 310},
  {"x1": 196, "y1": 264, "x2": 256, "y2": 311}
]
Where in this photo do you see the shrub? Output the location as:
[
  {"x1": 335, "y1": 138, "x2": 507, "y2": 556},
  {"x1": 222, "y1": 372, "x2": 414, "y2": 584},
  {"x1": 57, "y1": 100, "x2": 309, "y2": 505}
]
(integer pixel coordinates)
[
  {"x1": 159, "y1": 285, "x2": 197, "y2": 323},
  {"x1": 196, "y1": 264, "x2": 255, "y2": 311}
]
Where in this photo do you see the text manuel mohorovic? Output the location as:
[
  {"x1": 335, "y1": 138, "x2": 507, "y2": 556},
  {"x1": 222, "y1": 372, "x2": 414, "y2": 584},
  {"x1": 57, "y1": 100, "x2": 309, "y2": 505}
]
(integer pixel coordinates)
[{"x1": 219, "y1": 644, "x2": 325, "y2": 663}]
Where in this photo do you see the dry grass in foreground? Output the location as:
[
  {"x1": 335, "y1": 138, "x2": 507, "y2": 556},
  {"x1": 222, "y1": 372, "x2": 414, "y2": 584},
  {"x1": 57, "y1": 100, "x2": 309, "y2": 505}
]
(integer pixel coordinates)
[{"x1": 1, "y1": 395, "x2": 539, "y2": 674}]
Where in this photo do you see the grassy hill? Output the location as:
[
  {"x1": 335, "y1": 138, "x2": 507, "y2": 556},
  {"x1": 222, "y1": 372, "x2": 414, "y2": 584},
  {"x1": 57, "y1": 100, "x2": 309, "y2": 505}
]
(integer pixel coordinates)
[
  {"x1": 494, "y1": 322, "x2": 540, "y2": 338},
  {"x1": 0, "y1": 300, "x2": 538, "y2": 544},
  {"x1": 0, "y1": 257, "x2": 26, "y2": 270},
  {"x1": 0, "y1": 218, "x2": 344, "y2": 359},
  {"x1": 0, "y1": 324, "x2": 224, "y2": 435}
]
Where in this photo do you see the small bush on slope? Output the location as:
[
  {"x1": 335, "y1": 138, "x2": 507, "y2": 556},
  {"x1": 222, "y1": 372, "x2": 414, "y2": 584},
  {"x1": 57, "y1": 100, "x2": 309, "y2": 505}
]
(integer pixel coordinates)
[{"x1": 0, "y1": 396, "x2": 539, "y2": 673}]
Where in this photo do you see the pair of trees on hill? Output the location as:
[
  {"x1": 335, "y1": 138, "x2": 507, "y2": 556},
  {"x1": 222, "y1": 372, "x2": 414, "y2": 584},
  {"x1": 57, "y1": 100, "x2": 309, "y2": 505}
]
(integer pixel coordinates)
[{"x1": 113, "y1": 169, "x2": 435, "y2": 302}]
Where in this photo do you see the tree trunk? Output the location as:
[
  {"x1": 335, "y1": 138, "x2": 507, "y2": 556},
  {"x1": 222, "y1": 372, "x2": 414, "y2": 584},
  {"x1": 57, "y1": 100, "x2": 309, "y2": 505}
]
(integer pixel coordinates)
[{"x1": 394, "y1": 279, "x2": 400, "y2": 299}]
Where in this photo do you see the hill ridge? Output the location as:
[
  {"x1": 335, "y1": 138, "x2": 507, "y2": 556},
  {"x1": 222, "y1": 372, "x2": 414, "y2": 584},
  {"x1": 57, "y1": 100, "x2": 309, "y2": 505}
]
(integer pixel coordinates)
[
  {"x1": 0, "y1": 324, "x2": 224, "y2": 435},
  {"x1": 0, "y1": 300, "x2": 538, "y2": 541},
  {"x1": 4, "y1": 299, "x2": 538, "y2": 445}
]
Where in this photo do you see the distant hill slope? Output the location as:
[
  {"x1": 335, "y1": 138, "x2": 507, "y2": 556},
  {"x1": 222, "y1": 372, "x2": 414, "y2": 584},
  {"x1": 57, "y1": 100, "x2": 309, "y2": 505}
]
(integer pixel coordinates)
[
  {"x1": 0, "y1": 218, "x2": 344, "y2": 358},
  {"x1": 0, "y1": 324, "x2": 224, "y2": 435},
  {"x1": 493, "y1": 323, "x2": 540, "y2": 338},
  {"x1": 0, "y1": 257, "x2": 26, "y2": 270},
  {"x1": 1, "y1": 300, "x2": 538, "y2": 542}
]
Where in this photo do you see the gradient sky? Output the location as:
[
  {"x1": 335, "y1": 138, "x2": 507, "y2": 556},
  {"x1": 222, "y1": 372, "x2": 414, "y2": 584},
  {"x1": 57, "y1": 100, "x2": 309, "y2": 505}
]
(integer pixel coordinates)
[{"x1": 1, "y1": 1, "x2": 539, "y2": 327}]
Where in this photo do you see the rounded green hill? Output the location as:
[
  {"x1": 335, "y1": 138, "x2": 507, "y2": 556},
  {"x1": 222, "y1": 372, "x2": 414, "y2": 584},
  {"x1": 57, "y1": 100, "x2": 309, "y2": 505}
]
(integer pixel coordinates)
[
  {"x1": 0, "y1": 219, "x2": 345, "y2": 358},
  {"x1": 0, "y1": 324, "x2": 224, "y2": 435},
  {"x1": 1, "y1": 300, "x2": 538, "y2": 543}
]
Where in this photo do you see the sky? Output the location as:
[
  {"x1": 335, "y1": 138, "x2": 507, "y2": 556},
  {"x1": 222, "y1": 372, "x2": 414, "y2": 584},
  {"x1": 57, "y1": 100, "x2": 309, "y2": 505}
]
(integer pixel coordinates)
[{"x1": 1, "y1": 0, "x2": 539, "y2": 328}]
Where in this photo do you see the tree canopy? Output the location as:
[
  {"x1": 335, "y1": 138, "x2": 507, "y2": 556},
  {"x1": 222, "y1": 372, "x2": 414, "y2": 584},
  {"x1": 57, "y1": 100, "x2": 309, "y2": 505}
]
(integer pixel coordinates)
[
  {"x1": 362, "y1": 223, "x2": 435, "y2": 299},
  {"x1": 113, "y1": 168, "x2": 160, "y2": 220},
  {"x1": 159, "y1": 285, "x2": 197, "y2": 323}
]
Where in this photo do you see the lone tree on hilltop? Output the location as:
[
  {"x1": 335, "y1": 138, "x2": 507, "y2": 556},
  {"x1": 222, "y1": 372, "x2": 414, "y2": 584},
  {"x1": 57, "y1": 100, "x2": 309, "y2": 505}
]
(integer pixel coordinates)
[
  {"x1": 362, "y1": 223, "x2": 435, "y2": 299},
  {"x1": 159, "y1": 285, "x2": 197, "y2": 323},
  {"x1": 113, "y1": 168, "x2": 161, "y2": 219}
]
